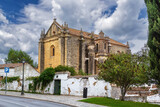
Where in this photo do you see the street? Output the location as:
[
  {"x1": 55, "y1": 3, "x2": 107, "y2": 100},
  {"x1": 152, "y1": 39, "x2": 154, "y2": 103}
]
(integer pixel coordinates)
[{"x1": 0, "y1": 95, "x2": 71, "y2": 107}]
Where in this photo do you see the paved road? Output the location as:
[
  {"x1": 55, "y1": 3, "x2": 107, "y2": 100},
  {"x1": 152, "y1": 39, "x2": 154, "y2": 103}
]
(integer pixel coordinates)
[{"x1": 0, "y1": 95, "x2": 71, "y2": 107}]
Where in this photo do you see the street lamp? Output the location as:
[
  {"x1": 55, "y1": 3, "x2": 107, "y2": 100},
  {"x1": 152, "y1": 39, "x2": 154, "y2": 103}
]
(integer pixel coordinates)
[{"x1": 21, "y1": 59, "x2": 25, "y2": 95}]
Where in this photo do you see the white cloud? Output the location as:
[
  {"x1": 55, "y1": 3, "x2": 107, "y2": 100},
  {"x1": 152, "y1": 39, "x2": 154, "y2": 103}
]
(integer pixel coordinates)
[
  {"x1": 0, "y1": 0, "x2": 54, "y2": 62},
  {"x1": 0, "y1": 0, "x2": 148, "y2": 63},
  {"x1": 129, "y1": 39, "x2": 147, "y2": 53},
  {"x1": 51, "y1": 0, "x2": 117, "y2": 31},
  {"x1": 0, "y1": 54, "x2": 5, "y2": 64},
  {"x1": 95, "y1": 0, "x2": 148, "y2": 53},
  {"x1": 0, "y1": 9, "x2": 8, "y2": 24},
  {"x1": 0, "y1": 58, "x2": 4, "y2": 64}
]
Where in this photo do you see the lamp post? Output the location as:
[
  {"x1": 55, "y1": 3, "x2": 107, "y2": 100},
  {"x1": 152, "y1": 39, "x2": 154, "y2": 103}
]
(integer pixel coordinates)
[{"x1": 21, "y1": 59, "x2": 25, "y2": 95}]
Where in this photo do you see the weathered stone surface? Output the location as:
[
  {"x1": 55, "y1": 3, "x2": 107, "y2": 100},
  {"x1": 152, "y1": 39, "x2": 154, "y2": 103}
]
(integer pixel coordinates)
[{"x1": 38, "y1": 20, "x2": 130, "y2": 74}]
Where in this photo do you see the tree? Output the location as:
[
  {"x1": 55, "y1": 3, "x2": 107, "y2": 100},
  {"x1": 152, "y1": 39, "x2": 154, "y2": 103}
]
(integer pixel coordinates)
[
  {"x1": 99, "y1": 53, "x2": 148, "y2": 101},
  {"x1": 145, "y1": 0, "x2": 160, "y2": 86},
  {"x1": 33, "y1": 62, "x2": 38, "y2": 68},
  {"x1": 5, "y1": 48, "x2": 34, "y2": 67}
]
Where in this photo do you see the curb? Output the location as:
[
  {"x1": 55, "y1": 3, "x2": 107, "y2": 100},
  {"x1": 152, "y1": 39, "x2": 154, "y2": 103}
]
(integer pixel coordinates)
[{"x1": 0, "y1": 94, "x2": 77, "y2": 107}]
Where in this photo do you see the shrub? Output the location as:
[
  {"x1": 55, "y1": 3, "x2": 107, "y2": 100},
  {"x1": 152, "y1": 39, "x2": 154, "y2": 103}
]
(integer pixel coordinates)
[
  {"x1": 28, "y1": 83, "x2": 33, "y2": 91},
  {"x1": 29, "y1": 65, "x2": 76, "y2": 92},
  {"x1": 54, "y1": 65, "x2": 77, "y2": 76},
  {"x1": 39, "y1": 67, "x2": 55, "y2": 90},
  {"x1": 26, "y1": 76, "x2": 38, "y2": 81},
  {"x1": 32, "y1": 76, "x2": 40, "y2": 92},
  {"x1": 1, "y1": 76, "x2": 20, "y2": 84},
  {"x1": 78, "y1": 69, "x2": 86, "y2": 75}
]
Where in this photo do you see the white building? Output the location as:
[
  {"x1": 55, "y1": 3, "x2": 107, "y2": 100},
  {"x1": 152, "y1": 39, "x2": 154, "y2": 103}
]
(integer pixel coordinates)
[{"x1": 0, "y1": 63, "x2": 40, "y2": 80}]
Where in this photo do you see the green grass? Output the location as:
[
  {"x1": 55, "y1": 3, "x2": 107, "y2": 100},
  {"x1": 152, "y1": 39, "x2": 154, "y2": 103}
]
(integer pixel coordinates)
[{"x1": 80, "y1": 97, "x2": 160, "y2": 107}]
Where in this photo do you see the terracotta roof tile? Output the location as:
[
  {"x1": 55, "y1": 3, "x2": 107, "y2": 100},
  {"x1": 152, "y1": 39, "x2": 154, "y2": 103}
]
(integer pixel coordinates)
[
  {"x1": 69, "y1": 28, "x2": 92, "y2": 38},
  {"x1": 48, "y1": 21, "x2": 128, "y2": 47},
  {"x1": 110, "y1": 38, "x2": 128, "y2": 47},
  {"x1": 68, "y1": 28, "x2": 128, "y2": 47},
  {"x1": 0, "y1": 63, "x2": 23, "y2": 69}
]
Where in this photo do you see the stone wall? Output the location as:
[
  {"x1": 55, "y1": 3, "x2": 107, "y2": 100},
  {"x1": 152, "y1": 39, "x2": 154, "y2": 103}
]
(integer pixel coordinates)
[
  {"x1": 124, "y1": 96, "x2": 147, "y2": 102},
  {"x1": 67, "y1": 36, "x2": 87, "y2": 72},
  {"x1": 0, "y1": 71, "x2": 160, "y2": 103},
  {"x1": 43, "y1": 37, "x2": 62, "y2": 69},
  {"x1": 111, "y1": 44, "x2": 128, "y2": 54},
  {"x1": 0, "y1": 80, "x2": 32, "y2": 91}
]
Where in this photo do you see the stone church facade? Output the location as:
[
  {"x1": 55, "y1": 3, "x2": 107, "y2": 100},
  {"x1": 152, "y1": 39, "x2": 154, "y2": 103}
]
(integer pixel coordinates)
[{"x1": 38, "y1": 19, "x2": 130, "y2": 74}]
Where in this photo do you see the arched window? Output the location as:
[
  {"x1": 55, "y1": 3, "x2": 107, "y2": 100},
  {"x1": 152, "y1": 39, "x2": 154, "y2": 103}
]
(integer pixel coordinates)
[
  {"x1": 104, "y1": 43, "x2": 106, "y2": 49},
  {"x1": 85, "y1": 45, "x2": 88, "y2": 58},
  {"x1": 52, "y1": 48, "x2": 55, "y2": 56},
  {"x1": 96, "y1": 44, "x2": 98, "y2": 52},
  {"x1": 50, "y1": 45, "x2": 55, "y2": 56}
]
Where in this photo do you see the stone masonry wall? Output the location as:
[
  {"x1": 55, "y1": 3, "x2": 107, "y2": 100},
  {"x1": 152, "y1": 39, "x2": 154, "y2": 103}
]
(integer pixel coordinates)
[
  {"x1": 43, "y1": 37, "x2": 62, "y2": 69},
  {"x1": 110, "y1": 44, "x2": 128, "y2": 54},
  {"x1": 67, "y1": 36, "x2": 80, "y2": 71}
]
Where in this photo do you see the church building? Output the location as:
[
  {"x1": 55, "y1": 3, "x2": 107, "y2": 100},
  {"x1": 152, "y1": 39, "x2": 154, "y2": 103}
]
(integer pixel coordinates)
[{"x1": 38, "y1": 19, "x2": 130, "y2": 74}]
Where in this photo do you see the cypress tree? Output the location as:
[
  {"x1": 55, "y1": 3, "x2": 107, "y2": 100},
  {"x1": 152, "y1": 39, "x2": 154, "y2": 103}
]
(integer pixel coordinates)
[{"x1": 145, "y1": 0, "x2": 160, "y2": 85}]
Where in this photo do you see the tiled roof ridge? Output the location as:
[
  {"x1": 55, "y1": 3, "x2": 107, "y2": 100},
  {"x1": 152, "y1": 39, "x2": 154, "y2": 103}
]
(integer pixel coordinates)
[{"x1": 69, "y1": 27, "x2": 91, "y2": 34}]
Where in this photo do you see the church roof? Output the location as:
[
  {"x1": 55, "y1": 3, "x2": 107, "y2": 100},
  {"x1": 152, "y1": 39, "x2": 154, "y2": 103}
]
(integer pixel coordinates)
[
  {"x1": 48, "y1": 20, "x2": 129, "y2": 48},
  {"x1": 68, "y1": 28, "x2": 128, "y2": 47}
]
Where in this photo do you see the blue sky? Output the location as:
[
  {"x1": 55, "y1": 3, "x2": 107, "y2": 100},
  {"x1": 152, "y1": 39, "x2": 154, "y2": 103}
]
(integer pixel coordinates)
[
  {"x1": 0, "y1": 0, "x2": 39, "y2": 24},
  {"x1": 0, "y1": 0, "x2": 148, "y2": 64}
]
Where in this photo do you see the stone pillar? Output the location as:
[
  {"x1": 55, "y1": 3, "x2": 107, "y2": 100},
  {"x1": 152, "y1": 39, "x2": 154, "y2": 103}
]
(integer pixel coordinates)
[
  {"x1": 38, "y1": 29, "x2": 45, "y2": 73},
  {"x1": 39, "y1": 40, "x2": 44, "y2": 73},
  {"x1": 60, "y1": 22, "x2": 70, "y2": 66},
  {"x1": 65, "y1": 36, "x2": 71, "y2": 66},
  {"x1": 88, "y1": 43, "x2": 95, "y2": 75},
  {"x1": 98, "y1": 31, "x2": 105, "y2": 53},
  {"x1": 108, "y1": 39, "x2": 112, "y2": 53},
  {"x1": 88, "y1": 52, "x2": 95, "y2": 75},
  {"x1": 79, "y1": 29, "x2": 84, "y2": 70},
  {"x1": 60, "y1": 33, "x2": 65, "y2": 66}
]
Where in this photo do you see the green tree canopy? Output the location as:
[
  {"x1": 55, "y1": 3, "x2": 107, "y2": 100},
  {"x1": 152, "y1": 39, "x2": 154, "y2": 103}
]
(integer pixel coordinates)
[
  {"x1": 99, "y1": 53, "x2": 148, "y2": 101},
  {"x1": 145, "y1": 0, "x2": 160, "y2": 85},
  {"x1": 5, "y1": 48, "x2": 34, "y2": 67}
]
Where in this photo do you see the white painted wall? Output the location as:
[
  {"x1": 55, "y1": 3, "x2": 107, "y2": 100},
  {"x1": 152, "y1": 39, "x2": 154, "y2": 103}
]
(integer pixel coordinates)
[
  {"x1": 0, "y1": 63, "x2": 40, "y2": 79},
  {"x1": 51, "y1": 72, "x2": 112, "y2": 97},
  {"x1": 0, "y1": 68, "x2": 15, "y2": 77},
  {"x1": 60, "y1": 76, "x2": 111, "y2": 97},
  {"x1": 0, "y1": 80, "x2": 32, "y2": 91},
  {"x1": 0, "y1": 72, "x2": 116, "y2": 97}
]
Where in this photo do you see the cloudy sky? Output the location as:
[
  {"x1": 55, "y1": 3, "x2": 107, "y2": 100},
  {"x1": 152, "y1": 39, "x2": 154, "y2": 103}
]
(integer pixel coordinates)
[{"x1": 0, "y1": 0, "x2": 148, "y2": 64}]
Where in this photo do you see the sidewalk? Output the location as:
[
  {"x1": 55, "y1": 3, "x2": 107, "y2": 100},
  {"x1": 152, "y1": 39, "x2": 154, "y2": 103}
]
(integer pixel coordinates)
[{"x1": 0, "y1": 91, "x2": 106, "y2": 107}]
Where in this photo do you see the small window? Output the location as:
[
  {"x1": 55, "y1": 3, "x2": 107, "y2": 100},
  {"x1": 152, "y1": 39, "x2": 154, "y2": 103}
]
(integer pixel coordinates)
[{"x1": 50, "y1": 45, "x2": 55, "y2": 56}]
